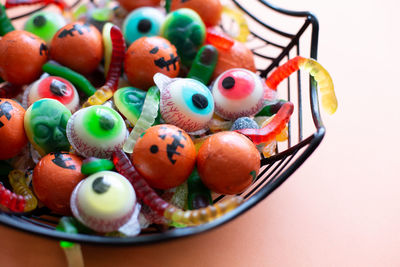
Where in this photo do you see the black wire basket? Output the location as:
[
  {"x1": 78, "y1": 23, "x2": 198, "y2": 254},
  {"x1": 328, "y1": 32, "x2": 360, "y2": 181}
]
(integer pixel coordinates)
[{"x1": 0, "y1": 0, "x2": 325, "y2": 245}]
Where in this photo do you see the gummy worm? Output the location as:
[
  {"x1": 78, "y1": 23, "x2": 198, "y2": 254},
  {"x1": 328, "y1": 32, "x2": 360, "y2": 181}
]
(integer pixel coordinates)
[
  {"x1": 83, "y1": 24, "x2": 126, "y2": 107},
  {"x1": 221, "y1": 5, "x2": 250, "y2": 43},
  {"x1": 236, "y1": 102, "x2": 294, "y2": 145},
  {"x1": 8, "y1": 170, "x2": 37, "y2": 212},
  {"x1": 0, "y1": 82, "x2": 23, "y2": 99},
  {"x1": 56, "y1": 217, "x2": 85, "y2": 267},
  {"x1": 0, "y1": 182, "x2": 26, "y2": 213},
  {"x1": 113, "y1": 150, "x2": 243, "y2": 226},
  {"x1": 5, "y1": 0, "x2": 68, "y2": 10},
  {"x1": 266, "y1": 56, "x2": 338, "y2": 115},
  {"x1": 42, "y1": 62, "x2": 96, "y2": 97},
  {"x1": 0, "y1": 4, "x2": 15, "y2": 36},
  {"x1": 122, "y1": 86, "x2": 160, "y2": 153},
  {"x1": 206, "y1": 28, "x2": 234, "y2": 51}
]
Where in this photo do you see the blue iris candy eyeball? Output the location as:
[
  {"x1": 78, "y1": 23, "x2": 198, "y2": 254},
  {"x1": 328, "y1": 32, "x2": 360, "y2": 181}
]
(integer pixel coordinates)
[
  {"x1": 122, "y1": 7, "x2": 165, "y2": 45},
  {"x1": 154, "y1": 73, "x2": 214, "y2": 133}
]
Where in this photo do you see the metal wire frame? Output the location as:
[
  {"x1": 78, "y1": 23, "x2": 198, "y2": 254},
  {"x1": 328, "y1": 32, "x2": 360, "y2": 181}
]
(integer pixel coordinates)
[{"x1": 0, "y1": 0, "x2": 325, "y2": 245}]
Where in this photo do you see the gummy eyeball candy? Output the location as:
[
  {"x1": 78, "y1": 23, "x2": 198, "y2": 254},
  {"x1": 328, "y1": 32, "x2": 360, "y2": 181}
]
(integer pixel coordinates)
[
  {"x1": 24, "y1": 98, "x2": 71, "y2": 156},
  {"x1": 124, "y1": 36, "x2": 180, "y2": 90},
  {"x1": 197, "y1": 131, "x2": 260, "y2": 195},
  {"x1": 154, "y1": 73, "x2": 214, "y2": 132},
  {"x1": 0, "y1": 30, "x2": 48, "y2": 85},
  {"x1": 70, "y1": 171, "x2": 136, "y2": 232},
  {"x1": 33, "y1": 152, "x2": 85, "y2": 215},
  {"x1": 50, "y1": 22, "x2": 103, "y2": 75},
  {"x1": 161, "y1": 8, "x2": 206, "y2": 66},
  {"x1": 0, "y1": 99, "x2": 28, "y2": 160},
  {"x1": 113, "y1": 86, "x2": 147, "y2": 125},
  {"x1": 123, "y1": 7, "x2": 165, "y2": 45},
  {"x1": 66, "y1": 106, "x2": 127, "y2": 158},
  {"x1": 25, "y1": 76, "x2": 79, "y2": 113},
  {"x1": 132, "y1": 124, "x2": 196, "y2": 190},
  {"x1": 24, "y1": 11, "x2": 66, "y2": 43},
  {"x1": 211, "y1": 68, "x2": 264, "y2": 120}
]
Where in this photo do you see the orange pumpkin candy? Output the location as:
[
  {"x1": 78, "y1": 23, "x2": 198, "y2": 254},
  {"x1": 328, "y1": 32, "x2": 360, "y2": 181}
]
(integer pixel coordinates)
[
  {"x1": 33, "y1": 152, "x2": 85, "y2": 215},
  {"x1": 197, "y1": 131, "x2": 260, "y2": 195},
  {"x1": 0, "y1": 99, "x2": 28, "y2": 160},
  {"x1": 117, "y1": 0, "x2": 161, "y2": 11},
  {"x1": 50, "y1": 22, "x2": 103, "y2": 75},
  {"x1": 132, "y1": 124, "x2": 196, "y2": 190},
  {"x1": 170, "y1": 0, "x2": 223, "y2": 27},
  {"x1": 124, "y1": 36, "x2": 180, "y2": 90},
  {"x1": 212, "y1": 39, "x2": 256, "y2": 81},
  {"x1": 0, "y1": 31, "x2": 48, "y2": 85}
]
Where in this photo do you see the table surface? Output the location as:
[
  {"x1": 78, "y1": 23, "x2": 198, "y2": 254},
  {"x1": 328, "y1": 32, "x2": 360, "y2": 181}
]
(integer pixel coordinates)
[{"x1": 1, "y1": 0, "x2": 400, "y2": 266}]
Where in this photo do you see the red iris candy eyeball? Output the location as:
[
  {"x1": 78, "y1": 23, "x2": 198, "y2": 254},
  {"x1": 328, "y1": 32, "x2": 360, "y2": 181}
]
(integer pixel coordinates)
[
  {"x1": 211, "y1": 68, "x2": 264, "y2": 120},
  {"x1": 197, "y1": 131, "x2": 260, "y2": 195},
  {"x1": 26, "y1": 76, "x2": 80, "y2": 112},
  {"x1": 132, "y1": 124, "x2": 196, "y2": 190}
]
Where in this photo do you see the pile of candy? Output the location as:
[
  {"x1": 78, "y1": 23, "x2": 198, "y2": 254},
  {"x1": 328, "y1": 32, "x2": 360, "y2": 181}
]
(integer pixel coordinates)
[{"x1": 0, "y1": 0, "x2": 337, "y2": 239}]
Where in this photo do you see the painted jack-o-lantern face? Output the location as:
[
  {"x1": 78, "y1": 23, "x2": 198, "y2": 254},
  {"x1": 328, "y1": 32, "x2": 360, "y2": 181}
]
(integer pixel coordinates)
[
  {"x1": 132, "y1": 124, "x2": 196, "y2": 190},
  {"x1": 0, "y1": 99, "x2": 28, "y2": 160},
  {"x1": 33, "y1": 152, "x2": 85, "y2": 215},
  {"x1": 50, "y1": 22, "x2": 103, "y2": 74},
  {"x1": 124, "y1": 36, "x2": 180, "y2": 90},
  {"x1": 24, "y1": 98, "x2": 71, "y2": 156}
]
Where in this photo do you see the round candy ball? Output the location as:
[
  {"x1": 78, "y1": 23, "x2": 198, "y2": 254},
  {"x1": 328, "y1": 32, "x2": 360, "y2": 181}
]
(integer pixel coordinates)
[
  {"x1": 24, "y1": 11, "x2": 67, "y2": 43},
  {"x1": 197, "y1": 131, "x2": 260, "y2": 194},
  {"x1": 66, "y1": 106, "x2": 127, "y2": 158},
  {"x1": 33, "y1": 152, "x2": 85, "y2": 215},
  {"x1": 231, "y1": 117, "x2": 259, "y2": 130},
  {"x1": 26, "y1": 76, "x2": 79, "y2": 113},
  {"x1": 117, "y1": 0, "x2": 161, "y2": 11},
  {"x1": 123, "y1": 7, "x2": 165, "y2": 45},
  {"x1": 212, "y1": 39, "x2": 256, "y2": 80},
  {"x1": 154, "y1": 73, "x2": 214, "y2": 132},
  {"x1": 161, "y1": 8, "x2": 206, "y2": 66},
  {"x1": 70, "y1": 171, "x2": 136, "y2": 232},
  {"x1": 50, "y1": 22, "x2": 103, "y2": 75},
  {"x1": 24, "y1": 98, "x2": 71, "y2": 156},
  {"x1": 0, "y1": 99, "x2": 28, "y2": 160},
  {"x1": 211, "y1": 68, "x2": 264, "y2": 120},
  {"x1": 132, "y1": 124, "x2": 196, "y2": 190},
  {"x1": 0, "y1": 31, "x2": 48, "y2": 85},
  {"x1": 170, "y1": 0, "x2": 222, "y2": 26},
  {"x1": 124, "y1": 36, "x2": 179, "y2": 90}
]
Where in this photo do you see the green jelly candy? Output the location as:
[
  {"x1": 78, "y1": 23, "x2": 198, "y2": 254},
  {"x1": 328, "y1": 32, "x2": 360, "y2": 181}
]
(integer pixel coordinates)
[
  {"x1": 24, "y1": 11, "x2": 66, "y2": 43},
  {"x1": 187, "y1": 168, "x2": 212, "y2": 210},
  {"x1": 187, "y1": 44, "x2": 218, "y2": 85},
  {"x1": 81, "y1": 157, "x2": 114, "y2": 175},
  {"x1": 161, "y1": 8, "x2": 206, "y2": 67},
  {"x1": 256, "y1": 99, "x2": 287, "y2": 117},
  {"x1": 113, "y1": 87, "x2": 147, "y2": 125}
]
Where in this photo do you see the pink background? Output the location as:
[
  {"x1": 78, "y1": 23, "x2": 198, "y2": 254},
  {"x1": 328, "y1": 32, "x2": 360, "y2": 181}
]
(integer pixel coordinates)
[{"x1": 1, "y1": 0, "x2": 400, "y2": 266}]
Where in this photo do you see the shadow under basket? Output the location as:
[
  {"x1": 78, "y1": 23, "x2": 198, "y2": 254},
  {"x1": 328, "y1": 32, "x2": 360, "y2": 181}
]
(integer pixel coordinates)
[{"x1": 0, "y1": 0, "x2": 325, "y2": 245}]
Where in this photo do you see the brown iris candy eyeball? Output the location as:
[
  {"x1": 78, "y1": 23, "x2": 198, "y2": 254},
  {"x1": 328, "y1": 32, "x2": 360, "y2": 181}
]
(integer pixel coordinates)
[
  {"x1": 0, "y1": 30, "x2": 48, "y2": 85},
  {"x1": 50, "y1": 22, "x2": 103, "y2": 75},
  {"x1": 124, "y1": 36, "x2": 180, "y2": 90}
]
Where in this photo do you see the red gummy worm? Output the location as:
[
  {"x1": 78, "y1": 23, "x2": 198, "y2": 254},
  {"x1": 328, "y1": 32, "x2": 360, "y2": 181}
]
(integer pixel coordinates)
[
  {"x1": 113, "y1": 150, "x2": 170, "y2": 216},
  {"x1": 0, "y1": 83, "x2": 23, "y2": 99},
  {"x1": 235, "y1": 102, "x2": 294, "y2": 144},
  {"x1": 0, "y1": 183, "x2": 26, "y2": 213},
  {"x1": 206, "y1": 27, "x2": 234, "y2": 51},
  {"x1": 5, "y1": 0, "x2": 67, "y2": 10},
  {"x1": 266, "y1": 56, "x2": 306, "y2": 90},
  {"x1": 104, "y1": 25, "x2": 126, "y2": 92}
]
